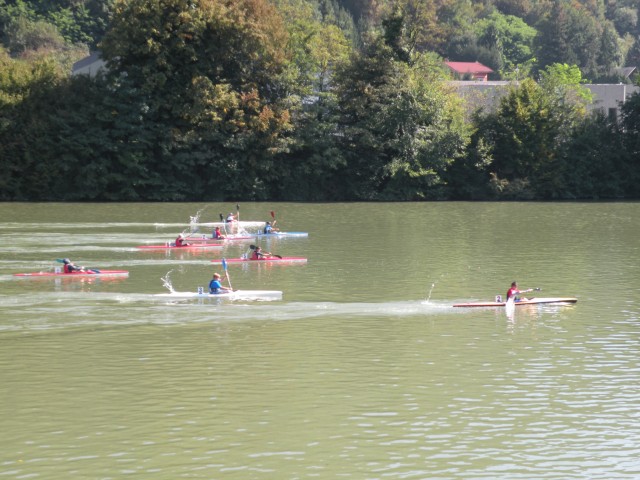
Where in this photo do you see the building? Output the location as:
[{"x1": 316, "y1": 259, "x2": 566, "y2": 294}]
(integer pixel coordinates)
[
  {"x1": 449, "y1": 80, "x2": 640, "y2": 120},
  {"x1": 445, "y1": 61, "x2": 494, "y2": 82},
  {"x1": 71, "y1": 51, "x2": 106, "y2": 77}
]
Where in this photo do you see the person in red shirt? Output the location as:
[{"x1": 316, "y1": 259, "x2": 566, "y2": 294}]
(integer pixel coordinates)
[
  {"x1": 62, "y1": 258, "x2": 85, "y2": 273},
  {"x1": 175, "y1": 234, "x2": 189, "y2": 247},
  {"x1": 506, "y1": 281, "x2": 533, "y2": 301}
]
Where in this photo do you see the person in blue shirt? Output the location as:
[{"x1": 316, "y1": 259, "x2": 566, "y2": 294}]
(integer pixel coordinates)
[
  {"x1": 263, "y1": 221, "x2": 279, "y2": 234},
  {"x1": 209, "y1": 273, "x2": 232, "y2": 294}
]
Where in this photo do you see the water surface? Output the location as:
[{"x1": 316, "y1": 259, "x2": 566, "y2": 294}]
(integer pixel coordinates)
[{"x1": 1, "y1": 202, "x2": 639, "y2": 479}]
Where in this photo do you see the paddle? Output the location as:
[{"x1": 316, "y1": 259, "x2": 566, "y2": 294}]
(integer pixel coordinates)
[
  {"x1": 248, "y1": 244, "x2": 282, "y2": 259},
  {"x1": 270, "y1": 210, "x2": 276, "y2": 227},
  {"x1": 55, "y1": 258, "x2": 100, "y2": 274},
  {"x1": 235, "y1": 203, "x2": 240, "y2": 234},
  {"x1": 222, "y1": 258, "x2": 233, "y2": 290}
]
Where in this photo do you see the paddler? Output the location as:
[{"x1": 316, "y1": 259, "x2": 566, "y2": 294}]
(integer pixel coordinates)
[
  {"x1": 175, "y1": 234, "x2": 189, "y2": 247},
  {"x1": 62, "y1": 258, "x2": 85, "y2": 273},
  {"x1": 212, "y1": 226, "x2": 225, "y2": 239},
  {"x1": 251, "y1": 246, "x2": 273, "y2": 260},
  {"x1": 209, "y1": 273, "x2": 232, "y2": 294},
  {"x1": 263, "y1": 221, "x2": 279, "y2": 234},
  {"x1": 225, "y1": 212, "x2": 235, "y2": 223},
  {"x1": 506, "y1": 281, "x2": 533, "y2": 302}
]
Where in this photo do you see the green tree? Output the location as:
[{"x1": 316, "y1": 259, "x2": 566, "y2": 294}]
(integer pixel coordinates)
[
  {"x1": 474, "y1": 74, "x2": 590, "y2": 199},
  {"x1": 99, "y1": 0, "x2": 294, "y2": 200},
  {"x1": 474, "y1": 10, "x2": 537, "y2": 78},
  {"x1": 332, "y1": 29, "x2": 468, "y2": 200}
]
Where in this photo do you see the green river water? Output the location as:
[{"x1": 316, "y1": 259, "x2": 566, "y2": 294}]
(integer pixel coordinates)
[{"x1": 0, "y1": 202, "x2": 638, "y2": 479}]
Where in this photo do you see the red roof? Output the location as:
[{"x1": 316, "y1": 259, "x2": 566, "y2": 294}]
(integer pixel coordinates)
[{"x1": 445, "y1": 61, "x2": 493, "y2": 75}]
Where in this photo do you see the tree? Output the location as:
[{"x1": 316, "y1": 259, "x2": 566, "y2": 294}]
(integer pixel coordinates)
[
  {"x1": 331, "y1": 27, "x2": 468, "y2": 200},
  {"x1": 99, "y1": 0, "x2": 294, "y2": 200},
  {"x1": 473, "y1": 72, "x2": 591, "y2": 199}
]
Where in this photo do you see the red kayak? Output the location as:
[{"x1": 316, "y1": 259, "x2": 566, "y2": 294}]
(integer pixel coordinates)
[
  {"x1": 187, "y1": 235, "x2": 255, "y2": 242},
  {"x1": 14, "y1": 270, "x2": 129, "y2": 278},
  {"x1": 211, "y1": 256, "x2": 307, "y2": 265}
]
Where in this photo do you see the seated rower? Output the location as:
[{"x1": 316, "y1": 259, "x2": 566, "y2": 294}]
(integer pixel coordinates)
[
  {"x1": 506, "y1": 281, "x2": 533, "y2": 302},
  {"x1": 251, "y1": 246, "x2": 273, "y2": 260},
  {"x1": 62, "y1": 258, "x2": 85, "y2": 273},
  {"x1": 263, "y1": 221, "x2": 279, "y2": 234},
  {"x1": 175, "y1": 234, "x2": 189, "y2": 247},
  {"x1": 209, "y1": 273, "x2": 232, "y2": 294},
  {"x1": 212, "y1": 226, "x2": 225, "y2": 239}
]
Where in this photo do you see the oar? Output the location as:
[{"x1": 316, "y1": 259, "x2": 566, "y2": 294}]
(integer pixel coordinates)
[
  {"x1": 235, "y1": 203, "x2": 240, "y2": 234},
  {"x1": 222, "y1": 258, "x2": 232, "y2": 290},
  {"x1": 248, "y1": 244, "x2": 282, "y2": 259},
  {"x1": 55, "y1": 258, "x2": 100, "y2": 273}
]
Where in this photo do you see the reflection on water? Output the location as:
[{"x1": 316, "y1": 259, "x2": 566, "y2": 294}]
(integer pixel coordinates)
[{"x1": 0, "y1": 202, "x2": 638, "y2": 479}]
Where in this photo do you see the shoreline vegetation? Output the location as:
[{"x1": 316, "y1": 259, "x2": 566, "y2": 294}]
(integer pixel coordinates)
[{"x1": 1, "y1": 0, "x2": 639, "y2": 202}]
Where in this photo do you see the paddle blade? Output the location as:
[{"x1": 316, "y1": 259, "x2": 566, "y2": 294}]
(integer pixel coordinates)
[
  {"x1": 270, "y1": 210, "x2": 275, "y2": 219},
  {"x1": 219, "y1": 213, "x2": 224, "y2": 221},
  {"x1": 222, "y1": 258, "x2": 228, "y2": 271},
  {"x1": 273, "y1": 254, "x2": 283, "y2": 259}
]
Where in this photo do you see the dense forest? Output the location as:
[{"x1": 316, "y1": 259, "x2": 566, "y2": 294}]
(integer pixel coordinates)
[{"x1": 0, "y1": 0, "x2": 639, "y2": 201}]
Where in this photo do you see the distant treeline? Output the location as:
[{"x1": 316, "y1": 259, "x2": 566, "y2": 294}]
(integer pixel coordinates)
[{"x1": 0, "y1": 0, "x2": 639, "y2": 201}]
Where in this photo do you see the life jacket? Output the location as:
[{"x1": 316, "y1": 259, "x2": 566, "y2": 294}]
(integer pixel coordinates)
[{"x1": 63, "y1": 264, "x2": 73, "y2": 273}]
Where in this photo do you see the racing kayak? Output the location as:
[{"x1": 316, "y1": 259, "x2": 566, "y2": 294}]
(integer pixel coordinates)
[
  {"x1": 187, "y1": 235, "x2": 255, "y2": 242},
  {"x1": 14, "y1": 270, "x2": 129, "y2": 278},
  {"x1": 137, "y1": 243, "x2": 223, "y2": 250},
  {"x1": 211, "y1": 256, "x2": 307, "y2": 265},
  {"x1": 453, "y1": 297, "x2": 578, "y2": 308},
  {"x1": 155, "y1": 289, "x2": 283, "y2": 301},
  {"x1": 255, "y1": 231, "x2": 308, "y2": 238}
]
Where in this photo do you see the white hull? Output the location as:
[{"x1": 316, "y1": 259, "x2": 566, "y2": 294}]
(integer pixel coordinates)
[{"x1": 155, "y1": 289, "x2": 283, "y2": 301}]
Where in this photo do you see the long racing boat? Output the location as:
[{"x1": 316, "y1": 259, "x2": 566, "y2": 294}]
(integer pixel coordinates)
[
  {"x1": 211, "y1": 256, "x2": 307, "y2": 265},
  {"x1": 137, "y1": 243, "x2": 224, "y2": 250},
  {"x1": 155, "y1": 289, "x2": 282, "y2": 301},
  {"x1": 255, "y1": 231, "x2": 308, "y2": 238},
  {"x1": 14, "y1": 270, "x2": 129, "y2": 278},
  {"x1": 453, "y1": 297, "x2": 578, "y2": 308}
]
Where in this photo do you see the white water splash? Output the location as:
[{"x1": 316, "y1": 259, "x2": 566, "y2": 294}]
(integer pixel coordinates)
[
  {"x1": 425, "y1": 283, "x2": 436, "y2": 302},
  {"x1": 189, "y1": 206, "x2": 209, "y2": 233},
  {"x1": 161, "y1": 270, "x2": 175, "y2": 293}
]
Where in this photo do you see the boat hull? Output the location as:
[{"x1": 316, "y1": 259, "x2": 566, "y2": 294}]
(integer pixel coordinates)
[
  {"x1": 211, "y1": 257, "x2": 307, "y2": 265},
  {"x1": 155, "y1": 290, "x2": 282, "y2": 301},
  {"x1": 255, "y1": 232, "x2": 308, "y2": 238},
  {"x1": 137, "y1": 243, "x2": 223, "y2": 250},
  {"x1": 453, "y1": 297, "x2": 578, "y2": 308},
  {"x1": 14, "y1": 270, "x2": 129, "y2": 278}
]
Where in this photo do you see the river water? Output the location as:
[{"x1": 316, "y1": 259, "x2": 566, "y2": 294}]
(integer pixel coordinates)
[{"x1": 1, "y1": 202, "x2": 638, "y2": 479}]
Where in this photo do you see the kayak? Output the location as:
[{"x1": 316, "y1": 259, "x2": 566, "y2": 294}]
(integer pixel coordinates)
[
  {"x1": 137, "y1": 243, "x2": 224, "y2": 250},
  {"x1": 211, "y1": 256, "x2": 307, "y2": 265},
  {"x1": 190, "y1": 221, "x2": 266, "y2": 228},
  {"x1": 14, "y1": 270, "x2": 129, "y2": 278},
  {"x1": 453, "y1": 297, "x2": 578, "y2": 308},
  {"x1": 155, "y1": 289, "x2": 283, "y2": 301},
  {"x1": 255, "y1": 231, "x2": 308, "y2": 238},
  {"x1": 187, "y1": 235, "x2": 255, "y2": 242}
]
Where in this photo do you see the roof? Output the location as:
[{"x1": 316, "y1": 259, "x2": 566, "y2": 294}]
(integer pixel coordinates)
[{"x1": 445, "y1": 61, "x2": 494, "y2": 75}]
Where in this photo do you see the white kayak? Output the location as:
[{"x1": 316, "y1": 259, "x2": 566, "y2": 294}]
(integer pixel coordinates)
[
  {"x1": 255, "y1": 231, "x2": 308, "y2": 238},
  {"x1": 453, "y1": 297, "x2": 578, "y2": 308},
  {"x1": 155, "y1": 289, "x2": 283, "y2": 301}
]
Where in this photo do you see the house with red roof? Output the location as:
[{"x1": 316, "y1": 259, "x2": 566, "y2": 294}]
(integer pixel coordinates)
[{"x1": 445, "y1": 61, "x2": 494, "y2": 82}]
